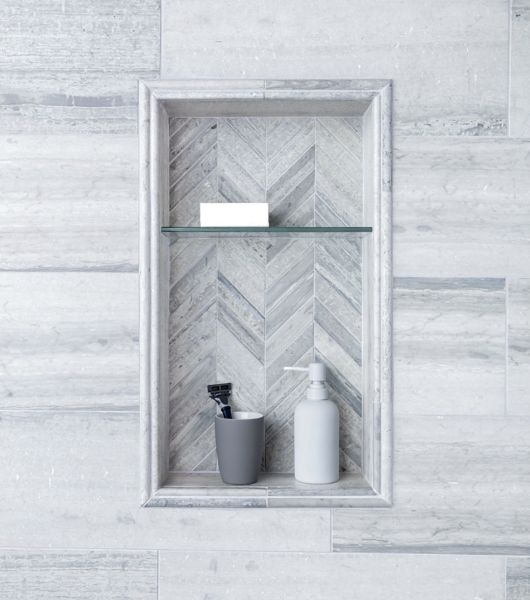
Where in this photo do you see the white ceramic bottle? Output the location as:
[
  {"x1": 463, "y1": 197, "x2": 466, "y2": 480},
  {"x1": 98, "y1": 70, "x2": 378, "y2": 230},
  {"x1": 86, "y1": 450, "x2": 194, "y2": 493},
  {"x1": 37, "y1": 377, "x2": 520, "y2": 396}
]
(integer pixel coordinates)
[{"x1": 283, "y1": 362, "x2": 339, "y2": 484}]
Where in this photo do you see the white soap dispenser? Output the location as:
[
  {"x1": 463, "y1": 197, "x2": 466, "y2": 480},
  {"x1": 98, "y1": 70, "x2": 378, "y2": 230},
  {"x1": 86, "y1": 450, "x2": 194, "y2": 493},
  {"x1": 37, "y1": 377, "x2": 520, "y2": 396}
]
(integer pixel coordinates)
[{"x1": 284, "y1": 362, "x2": 339, "y2": 484}]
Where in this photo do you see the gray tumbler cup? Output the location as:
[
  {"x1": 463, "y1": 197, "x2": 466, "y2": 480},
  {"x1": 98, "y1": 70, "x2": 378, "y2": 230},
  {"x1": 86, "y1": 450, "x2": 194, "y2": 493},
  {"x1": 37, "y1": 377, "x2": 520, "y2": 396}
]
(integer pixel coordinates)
[{"x1": 215, "y1": 411, "x2": 264, "y2": 485}]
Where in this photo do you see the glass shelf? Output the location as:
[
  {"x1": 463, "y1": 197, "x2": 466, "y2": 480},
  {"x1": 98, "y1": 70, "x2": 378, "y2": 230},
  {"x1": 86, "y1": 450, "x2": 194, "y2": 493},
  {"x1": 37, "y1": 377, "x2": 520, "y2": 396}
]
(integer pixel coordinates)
[{"x1": 161, "y1": 226, "x2": 372, "y2": 238}]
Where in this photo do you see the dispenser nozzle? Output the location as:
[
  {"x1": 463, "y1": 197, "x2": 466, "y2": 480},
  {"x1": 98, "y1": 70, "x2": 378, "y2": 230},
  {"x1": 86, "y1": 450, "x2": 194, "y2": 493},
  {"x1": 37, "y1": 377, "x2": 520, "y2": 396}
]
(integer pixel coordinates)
[{"x1": 284, "y1": 362, "x2": 326, "y2": 382}]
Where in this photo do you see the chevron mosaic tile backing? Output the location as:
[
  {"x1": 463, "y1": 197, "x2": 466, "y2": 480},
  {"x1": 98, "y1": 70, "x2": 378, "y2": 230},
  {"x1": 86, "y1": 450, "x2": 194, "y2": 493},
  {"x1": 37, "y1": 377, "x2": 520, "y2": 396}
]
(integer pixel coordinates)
[{"x1": 167, "y1": 116, "x2": 363, "y2": 473}]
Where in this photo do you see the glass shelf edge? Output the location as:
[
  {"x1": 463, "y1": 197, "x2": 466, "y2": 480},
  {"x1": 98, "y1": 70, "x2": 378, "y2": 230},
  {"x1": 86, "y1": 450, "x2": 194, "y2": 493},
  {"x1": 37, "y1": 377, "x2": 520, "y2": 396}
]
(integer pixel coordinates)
[{"x1": 161, "y1": 226, "x2": 373, "y2": 236}]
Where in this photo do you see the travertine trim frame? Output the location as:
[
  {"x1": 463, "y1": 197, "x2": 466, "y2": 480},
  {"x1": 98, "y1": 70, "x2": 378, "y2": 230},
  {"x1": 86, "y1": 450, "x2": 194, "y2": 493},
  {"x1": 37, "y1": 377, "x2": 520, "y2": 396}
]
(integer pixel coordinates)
[{"x1": 139, "y1": 79, "x2": 393, "y2": 508}]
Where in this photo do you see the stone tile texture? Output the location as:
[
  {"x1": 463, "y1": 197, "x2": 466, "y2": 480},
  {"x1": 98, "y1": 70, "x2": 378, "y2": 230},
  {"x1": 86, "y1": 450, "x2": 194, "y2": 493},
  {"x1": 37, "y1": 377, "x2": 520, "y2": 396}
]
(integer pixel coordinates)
[
  {"x1": 167, "y1": 117, "x2": 363, "y2": 473},
  {"x1": 1, "y1": 0, "x2": 530, "y2": 598},
  {"x1": 162, "y1": 0, "x2": 509, "y2": 136},
  {"x1": 158, "y1": 551, "x2": 505, "y2": 600}
]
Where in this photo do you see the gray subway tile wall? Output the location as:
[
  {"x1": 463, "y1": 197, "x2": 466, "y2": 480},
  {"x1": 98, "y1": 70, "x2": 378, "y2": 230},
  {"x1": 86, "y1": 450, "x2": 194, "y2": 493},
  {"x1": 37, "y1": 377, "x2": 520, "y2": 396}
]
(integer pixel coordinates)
[{"x1": 0, "y1": 0, "x2": 529, "y2": 597}]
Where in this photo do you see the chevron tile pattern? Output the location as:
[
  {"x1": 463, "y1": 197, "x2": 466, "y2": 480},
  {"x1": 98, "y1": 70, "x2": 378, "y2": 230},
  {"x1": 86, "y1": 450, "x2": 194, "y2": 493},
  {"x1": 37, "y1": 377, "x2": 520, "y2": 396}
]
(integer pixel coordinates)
[
  {"x1": 218, "y1": 117, "x2": 266, "y2": 203},
  {"x1": 266, "y1": 117, "x2": 315, "y2": 226},
  {"x1": 168, "y1": 239, "x2": 218, "y2": 472},
  {"x1": 217, "y1": 239, "x2": 266, "y2": 415},
  {"x1": 265, "y1": 239, "x2": 315, "y2": 471},
  {"x1": 315, "y1": 239, "x2": 363, "y2": 471},
  {"x1": 168, "y1": 117, "x2": 219, "y2": 226},
  {"x1": 315, "y1": 117, "x2": 363, "y2": 226},
  {"x1": 167, "y1": 116, "x2": 364, "y2": 473}
]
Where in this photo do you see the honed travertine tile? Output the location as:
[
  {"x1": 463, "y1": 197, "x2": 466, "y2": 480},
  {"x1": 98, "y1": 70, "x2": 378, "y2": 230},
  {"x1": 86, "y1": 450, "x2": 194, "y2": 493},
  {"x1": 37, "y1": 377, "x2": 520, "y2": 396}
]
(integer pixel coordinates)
[
  {"x1": 169, "y1": 239, "x2": 217, "y2": 471},
  {"x1": 394, "y1": 278, "x2": 505, "y2": 415},
  {"x1": 510, "y1": 1, "x2": 530, "y2": 137},
  {"x1": 0, "y1": 411, "x2": 330, "y2": 550},
  {"x1": 0, "y1": 272, "x2": 138, "y2": 410},
  {"x1": 394, "y1": 415, "x2": 530, "y2": 510},
  {"x1": 218, "y1": 117, "x2": 266, "y2": 203},
  {"x1": 217, "y1": 239, "x2": 266, "y2": 414},
  {"x1": 0, "y1": 2, "x2": 159, "y2": 132},
  {"x1": 315, "y1": 239, "x2": 362, "y2": 470},
  {"x1": 0, "y1": 4, "x2": 159, "y2": 72},
  {"x1": 0, "y1": 550, "x2": 157, "y2": 600},
  {"x1": 169, "y1": 117, "x2": 219, "y2": 226},
  {"x1": 507, "y1": 558, "x2": 530, "y2": 600},
  {"x1": 0, "y1": 71, "x2": 156, "y2": 134},
  {"x1": 265, "y1": 239, "x2": 314, "y2": 471},
  {"x1": 334, "y1": 415, "x2": 530, "y2": 553},
  {"x1": 0, "y1": 135, "x2": 138, "y2": 271},
  {"x1": 333, "y1": 506, "x2": 530, "y2": 554},
  {"x1": 508, "y1": 279, "x2": 530, "y2": 415},
  {"x1": 394, "y1": 137, "x2": 530, "y2": 277},
  {"x1": 315, "y1": 117, "x2": 363, "y2": 226},
  {"x1": 162, "y1": 0, "x2": 508, "y2": 135},
  {"x1": 167, "y1": 116, "x2": 365, "y2": 472},
  {"x1": 266, "y1": 117, "x2": 314, "y2": 226},
  {"x1": 159, "y1": 551, "x2": 505, "y2": 600}
]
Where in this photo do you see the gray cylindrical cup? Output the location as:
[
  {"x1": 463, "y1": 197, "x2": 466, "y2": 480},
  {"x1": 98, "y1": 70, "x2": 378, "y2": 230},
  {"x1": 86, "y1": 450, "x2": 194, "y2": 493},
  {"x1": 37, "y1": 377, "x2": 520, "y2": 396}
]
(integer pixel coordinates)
[{"x1": 215, "y1": 411, "x2": 264, "y2": 485}]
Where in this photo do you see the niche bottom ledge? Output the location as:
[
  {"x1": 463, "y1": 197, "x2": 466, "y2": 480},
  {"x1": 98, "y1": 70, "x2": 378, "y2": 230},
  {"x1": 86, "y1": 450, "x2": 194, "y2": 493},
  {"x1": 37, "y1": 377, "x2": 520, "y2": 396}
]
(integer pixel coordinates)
[{"x1": 143, "y1": 472, "x2": 389, "y2": 508}]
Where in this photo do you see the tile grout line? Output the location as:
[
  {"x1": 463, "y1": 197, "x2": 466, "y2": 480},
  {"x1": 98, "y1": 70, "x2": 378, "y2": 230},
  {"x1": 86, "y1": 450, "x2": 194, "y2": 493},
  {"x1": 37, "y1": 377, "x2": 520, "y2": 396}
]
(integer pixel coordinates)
[
  {"x1": 313, "y1": 117, "x2": 316, "y2": 362},
  {"x1": 505, "y1": 278, "x2": 509, "y2": 416},
  {"x1": 157, "y1": 549, "x2": 160, "y2": 600},
  {"x1": 2, "y1": 545, "x2": 530, "y2": 556},
  {"x1": 504, "y1": 555, "x2": 508, "y2": 600},
  {"x1": 0, "y1": 409, "x2": 141, "y2": 414},
  {"x1": 214, "y1": 118, "x2": 220, "y2": 472},
  {"x1": 508, "y1": 0, "x2": 513, "y2": 136},
  {"x1": 330, "y1": 508, "x2": 334, "y2": 552},
  {"x1": 264, "y1": 117, "x2": 268, "y2": 471},
  {"x1": 158, "y1": 0, "x2": 162, "y2": 78}
]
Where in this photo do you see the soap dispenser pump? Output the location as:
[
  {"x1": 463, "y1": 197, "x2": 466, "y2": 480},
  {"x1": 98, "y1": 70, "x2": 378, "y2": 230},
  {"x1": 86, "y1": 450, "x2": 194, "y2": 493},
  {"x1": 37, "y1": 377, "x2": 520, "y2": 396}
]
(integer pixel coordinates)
[{"x1": 284, "y1": 362, "x2": 339, "y2": 484}]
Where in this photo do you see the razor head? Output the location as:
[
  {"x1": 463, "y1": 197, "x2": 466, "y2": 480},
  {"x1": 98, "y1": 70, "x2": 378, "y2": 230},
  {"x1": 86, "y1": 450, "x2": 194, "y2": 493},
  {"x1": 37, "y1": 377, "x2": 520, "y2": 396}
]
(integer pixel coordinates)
[{"x1": 207, "y1": 382, "x2": 232, "y2": 405}]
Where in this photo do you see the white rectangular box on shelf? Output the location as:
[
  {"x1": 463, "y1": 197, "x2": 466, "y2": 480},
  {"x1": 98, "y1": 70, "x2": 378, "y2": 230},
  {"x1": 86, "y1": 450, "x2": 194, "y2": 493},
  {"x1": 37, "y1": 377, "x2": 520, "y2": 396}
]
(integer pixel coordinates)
[{"x1": 200, "y1": 203, "x2": 269, "y2": 227}]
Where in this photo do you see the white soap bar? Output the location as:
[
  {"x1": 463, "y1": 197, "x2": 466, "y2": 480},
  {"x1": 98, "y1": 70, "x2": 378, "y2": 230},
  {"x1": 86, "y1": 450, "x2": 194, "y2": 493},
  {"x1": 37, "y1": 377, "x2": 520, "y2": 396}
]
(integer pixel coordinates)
[{"x1": 200, "y1": 203, "x2": 269, "y2": 227}]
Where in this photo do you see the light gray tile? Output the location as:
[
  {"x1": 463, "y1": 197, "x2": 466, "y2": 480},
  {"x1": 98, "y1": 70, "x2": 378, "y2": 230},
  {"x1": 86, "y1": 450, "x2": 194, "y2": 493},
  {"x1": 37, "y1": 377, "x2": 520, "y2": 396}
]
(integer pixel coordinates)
[
  {"x1": 333, "y1": 507, "x2": 530, "y2": 554},
  {"x1": 315, "y1": 239, "x2": 363, "y2": 470},
  {"x1": 218, "y1": 117, "x2": 266, "y2": 203},
  {"x1": 217, "y1": 239, "x2": 266, "y2": 415},
  {"x1": 266, "y1": 117, "x2": 314, "y2": 226},
  {"x1": 315, "y1": 117, "x2": 363, "y2": 226},
  {"x1": 169, "y1": 117, "x2": 219, "y2": 227},
  {"x1": 169, "y1": 239, "x2": 218, "y2": 471},
  {"x1": 510, "y1": 1, "x2": 530, "y2": 137},
  {"x1": 0, "y1": 2, "x2": 159, "y2": 132},
  {"x1": 394, "y1": 137, "x2": 530, "y2": 277},
  {"x1": 394, "y1": 278, "x2": 506, "y2": 415},
  {"x1": 0, "y1": 3, "x2": 159, "y2": 72},
  {"x1": 0, "y1": 71, "x2": 156, "y2": 135},
  {"x1": 0, "y1": 135, "x2": 138, "y2": 271},
  {"x1": 166, "y1": 116, "x2": 365, "y2": 473},
  {"x1": 169, "y1": 237, "x2": 267, "y2": 471},
  {"x1": 162, "y1": 0, "x2": 508, "y2": 135},
  {"x1": 159, "y1": 551, "x2": 505, "y2": 600},
  {"x1": 394, "y1": 415, "x2": 530, "y2": 511},
  {"x1": 335, "y1": 415, "x2": 530, "y2": 552},
  {"x1": 507, "y1": 557, "x2": 530, "y2": 600},
  {"x1": 0, "y1": 550, "x2": 157, "y2": 600},
  {"x1": 0, "y1": 272, "x2": 138, "y2": 410},
  {"x1": 508, "y1": 279, "x2": 530, "y2": 415},
  {"x1": 0, "y1": 411, "x2": 330, "y2": 550},
  {"x1": 265, "y1": 239, "x2": 314, "y2": 471}
]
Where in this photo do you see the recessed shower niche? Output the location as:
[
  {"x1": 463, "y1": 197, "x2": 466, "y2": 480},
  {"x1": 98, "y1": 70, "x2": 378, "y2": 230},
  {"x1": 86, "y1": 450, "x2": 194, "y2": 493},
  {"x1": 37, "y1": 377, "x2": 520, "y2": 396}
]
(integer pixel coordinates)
[{"x1": 140, "y1": 80, "x2": 392, "y2": 507}]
